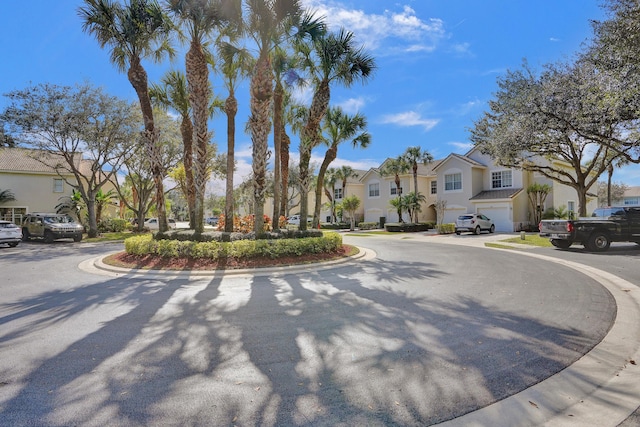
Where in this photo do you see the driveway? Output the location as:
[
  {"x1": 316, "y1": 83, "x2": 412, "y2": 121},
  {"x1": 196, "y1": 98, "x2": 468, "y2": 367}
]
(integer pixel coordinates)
[{"x1": 0, "y1": 236, "x2": 636, "y2": 426}]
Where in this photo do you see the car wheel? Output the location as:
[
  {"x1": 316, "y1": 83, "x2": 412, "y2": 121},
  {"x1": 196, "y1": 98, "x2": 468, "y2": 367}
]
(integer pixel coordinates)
[
  {"x1": 455, "y1": 230, "x2": 461, "y2": 235},
  {"x1": 44, "y1": 230, "x2": 54, "y2": 243},
  {"x1": 8, "y1": 242, "x2": 18, "y2": 247},
  {"x1": 73, "y1": 234, "x2": 82, "y2": 242},
  {"x1": 474, "y1": 226, "x2": 481, "y2": 235},
  {"x1": 22, "y1": 229, "x2": 30, "y2": 241},
  {"x1": 489, "y1": 225, "x2": 495, "y2": 233},
  {"x1": 587, "y1": 231, "x2": 610, "y2": 252},
  {"x1": 551, "y1": 239, "x2": 571, "y2": 249}
]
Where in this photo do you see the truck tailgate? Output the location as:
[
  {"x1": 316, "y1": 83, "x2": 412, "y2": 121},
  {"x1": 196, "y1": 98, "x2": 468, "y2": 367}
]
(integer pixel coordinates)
[{"x1": 539, "y1": 220, "x2": 569, "y2": 233}]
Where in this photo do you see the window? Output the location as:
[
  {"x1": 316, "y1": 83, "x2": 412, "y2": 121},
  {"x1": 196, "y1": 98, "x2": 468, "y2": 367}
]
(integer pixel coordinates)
[
  {"x1": 444, "y1": 173, "x2": 462, "y2": 191},
  {"x1": 430, "y1": 181, "x2": 437, "y2": 195},
  {"x1": 368, "y1": 182, "x2": 380, "y2": 197},
  {"x1": 624, "y1": 197, "x2": 640, "y2": 205},
  {"x1": 334, "y1": 188, "x2": 343, "y2": 200},
  {"x1": 53, "y1": 179, "x2": 64, "y2": 193},
  {"x1": 390, "y1": 182, "x2": 403, "y2": 196},
  {"x1": 491, "y1": 170, "x2": 512, "y2": 189}
]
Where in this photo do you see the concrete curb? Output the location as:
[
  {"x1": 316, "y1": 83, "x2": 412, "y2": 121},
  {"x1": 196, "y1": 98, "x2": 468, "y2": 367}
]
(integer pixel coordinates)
[{"x1": 82, "y1": 245, "x2": 376, "y2": 279}]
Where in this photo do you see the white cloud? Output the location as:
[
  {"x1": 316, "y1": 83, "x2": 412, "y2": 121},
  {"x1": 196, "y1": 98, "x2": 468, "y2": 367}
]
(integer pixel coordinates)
[
  {"x1": 379, "y1": 111, "x2": 439, "y2": 131},
  {"x1": 337, "y1": 97, "x2": 367, "y2": 113},
  {"x1": 449, "y1": 141, "x2": 473, "y2": 153},
  {"x1": 301, "y1": 1, "x2": 447, "y2": 53}
]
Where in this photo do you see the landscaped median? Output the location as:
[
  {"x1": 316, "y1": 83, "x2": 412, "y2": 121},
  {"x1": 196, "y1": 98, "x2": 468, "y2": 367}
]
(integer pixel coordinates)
[{"x1": 102, "y1": 231, "x2": 356, "y2": 270}]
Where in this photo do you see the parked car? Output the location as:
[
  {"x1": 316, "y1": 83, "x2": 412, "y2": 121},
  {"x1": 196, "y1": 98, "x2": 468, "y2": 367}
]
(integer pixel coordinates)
[
  {"x1": 0, "y1": 220, "x2": 21, "y2": 247},
  {"x1": 22, "y1": 213, "x2": 84, "y2": 243},
  {"x1": 143, "y1": 217, "x2": 177, "y2": 230},
  {"x1": 455, "y1": 213, "x2": 495, "y2": 235},
  {"x1": 287, "y1": 215, "x2": 313, "y2": 226},
  {"x1": 206, "y1": 216, "x2": 219, "y2": 226}
]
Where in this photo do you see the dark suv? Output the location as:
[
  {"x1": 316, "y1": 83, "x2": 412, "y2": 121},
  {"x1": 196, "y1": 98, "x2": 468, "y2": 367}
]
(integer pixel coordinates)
[{"x1": 22, "y1": 213, "x2": 84, "y2": 243}]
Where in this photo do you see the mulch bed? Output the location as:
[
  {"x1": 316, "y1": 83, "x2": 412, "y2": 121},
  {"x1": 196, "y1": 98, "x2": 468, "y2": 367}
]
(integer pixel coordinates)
[{"x1": 103, "y1": 244, "x2": 358, "y2": 271}]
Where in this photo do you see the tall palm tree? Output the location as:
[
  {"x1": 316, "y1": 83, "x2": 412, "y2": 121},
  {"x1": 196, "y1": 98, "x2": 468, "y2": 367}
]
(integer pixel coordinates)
[
  {"x1": 149, "y1": 70, "x2": 196, "y2": 228},
  {"x1": 297, "y1": 28, "x2": 375, "y2": 231},
  {"x1": 79, "y1": 0, "x2": 174, "y2": 232},
  {"x1": 0, "y1": 189, "x2": 15, "y2": 205},
  {"x1": 217, "y1": 41, "x2": 253, "y2": 232},
  {"x1": 167, "y1": 0, "x2": 241, "y2": 233},
  {"x1": 335, "y1": 165, "x2": 358, "y2": 206},
  {"x1": 403, "y1": 146, "x2": 433, "y2": 194},
  {"x1": 311, "y1": 107, "x2": 370, "y2": 227},
  {"x1": 380, "y1": 156, "x2": 410, "y2": 222},
  {"x1": 245, "y1": 0, "x2": 324, "y2": 233}
]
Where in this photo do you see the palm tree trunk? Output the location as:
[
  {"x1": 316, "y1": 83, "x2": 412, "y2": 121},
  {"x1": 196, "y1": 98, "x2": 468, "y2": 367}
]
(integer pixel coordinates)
[
  {"x1": 300, "y1": 80, "x2": 330, "y2": 231},
  {"x1": 250, "y1": 54, "x2": 273, "y2": 234},
  {"x1": 313, "y1": 145, "x2": 337, "y2": 228},
  {"x1": 180, "y1": 115, "x2": 196, "y2": 228},
  {"x1": 272, "y1": 80, "x2": 283, "y2": 227},
  {"x1": 127, "y1": 57, "x2": 167, "y2": 233},
  {"x1": 224, "y1": 92, "x2": 237, "y2": 233},
  {"x1": 186, "y1": 39, "x2": 211, "y2": 234},
  {"x1": 280, "y1": 126, "x2": 290, "y2": 219},
  {"x1": 413, "y1": 164, "x2": 418, "y2": 194}
]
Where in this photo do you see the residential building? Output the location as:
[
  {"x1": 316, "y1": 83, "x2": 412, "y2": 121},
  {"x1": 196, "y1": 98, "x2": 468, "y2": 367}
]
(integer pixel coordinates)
[
  {"x1": 0, "y1": 147, "x2": 117, "y2": 223},
  {"x1": 616, "y1": 186, "x2": 640, "y2": 206}
]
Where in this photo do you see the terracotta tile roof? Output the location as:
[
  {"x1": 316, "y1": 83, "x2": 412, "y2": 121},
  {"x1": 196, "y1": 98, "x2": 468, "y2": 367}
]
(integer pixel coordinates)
[
  {"x1": 470, "y1": 188, "x2": 523, "y2": 200},
  {"x1": 0, "y1": 147, "x2": 90, "y2": 175}
]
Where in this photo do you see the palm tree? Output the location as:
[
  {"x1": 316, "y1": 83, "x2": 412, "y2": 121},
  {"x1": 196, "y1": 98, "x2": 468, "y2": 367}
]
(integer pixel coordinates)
[
  {"x1": 312, "y1": 107, "x2": 370, "y2": 227},
  {"x1": 245, "y1": 0, "x2": 323, "y2": 234},
  {"x1": 149, "y1": 70, "x2": 196, "y2": 228},
  {"x1": 167, "y1": 0, "x2": 241, "y2": 234},
  {"x1": 380, "y1": 156, "x2": 410, "y2": 222},
  {"x1": 335, "y1": 165, "x2": 359, "y2": 205},
  {"x1": 0, "y1": 189, "x2": 15, "y2": 205},
  {"x1": 341, "y1": 194, "x2": 360, "y2": 231},
  {"x1": 403, "y1": 146, "x2": 433, "y2": 194},
  {"x1": 403, "y1": 191, "x2": 426, "y2": 223},
  {"x1": 297, "y1": 28, "x2": 375, "y2": 231},
  {"x1": 217, "y1": 41, "x2": 253, "y2": 232},
  {"x1": 95, "y1": 188, "x2": 117, "y2": 223},
  {"x1": 79, "y1": 0, "x2": 174, "y2": 232}
]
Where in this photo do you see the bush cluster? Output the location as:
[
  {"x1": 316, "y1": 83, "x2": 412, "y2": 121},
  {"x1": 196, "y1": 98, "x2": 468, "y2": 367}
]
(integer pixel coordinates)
[
  {"x1": 154, "y1": 228, "x2": 324, "y2": 243},
  {"x1": 97, "y1": 218, "x2": 129, "y2": 233},
  {"x1": 437, "y1": 223, "x2": 456, "y2": 234},
  {"x1": 357, "y1": 222, "x2": 380, "y2": 230},
  {"x1": 384, "y1": 222, "x2": 433, "y2": 232},
  {"x1": 125, "y1": 232, "x2": 343, "y2": 260}
]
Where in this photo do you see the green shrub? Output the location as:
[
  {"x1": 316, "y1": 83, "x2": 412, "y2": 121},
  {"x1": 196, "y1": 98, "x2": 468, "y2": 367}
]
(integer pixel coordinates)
[
  {"x1": 124, "y1": 232, "x2": 343, "y2": 260},
  {"x1": 97, "y1": 218, "x2": 128, "y2": 233},
  {"x1": 437, "y1": 223, "x2": 456, "y2": 234},
  {"x1": 384, "y1": 223, "x2": 432, "y2": 232},
  {"x1": 358, "y1": 221, "x2": 379, "y2": 230}
]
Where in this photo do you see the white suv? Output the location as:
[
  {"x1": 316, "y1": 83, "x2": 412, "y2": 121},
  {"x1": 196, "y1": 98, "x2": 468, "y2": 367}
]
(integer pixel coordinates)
[{"x1": 455, "y1": 213, "x2": 495, "y2": 235}]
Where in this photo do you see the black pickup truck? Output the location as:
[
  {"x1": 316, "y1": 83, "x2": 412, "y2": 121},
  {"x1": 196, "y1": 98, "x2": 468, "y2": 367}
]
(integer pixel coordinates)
[{"x1": 539, "y1": 206, "x2": 640, "y2": 252}]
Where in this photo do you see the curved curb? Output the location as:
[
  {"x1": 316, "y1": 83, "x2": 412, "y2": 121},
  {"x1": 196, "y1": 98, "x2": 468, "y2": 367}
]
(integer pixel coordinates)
[
  {"x1": 80, "y1": 246, "x2": 376, "y2": 279},
  {"x1": 438, "y1": 249, "x2": 640, "y2": 427}
]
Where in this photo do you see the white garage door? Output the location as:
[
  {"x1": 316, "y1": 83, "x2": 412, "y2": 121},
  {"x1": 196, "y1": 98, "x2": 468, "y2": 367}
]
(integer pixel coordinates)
[{"x1": 477, "y1": 207, "x2": 512, "y2": 232}]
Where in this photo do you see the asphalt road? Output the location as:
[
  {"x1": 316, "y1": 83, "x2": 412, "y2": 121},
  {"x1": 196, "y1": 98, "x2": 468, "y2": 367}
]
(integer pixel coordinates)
[{"x1": 0, "y1": 235, "x2": 631, "y2": 426}]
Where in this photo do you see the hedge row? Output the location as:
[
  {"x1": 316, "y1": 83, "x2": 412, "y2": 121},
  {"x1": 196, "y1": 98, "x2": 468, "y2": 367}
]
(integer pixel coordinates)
[
  {"x1": 125, "y1": 232, "x2": 343, "y2": 259},
  {"x1": 384, "y1": 222, "x2": 433, "y2": 232},
  {"x1": 154, "y1": 228, "x2": 324, "y2": 242}
]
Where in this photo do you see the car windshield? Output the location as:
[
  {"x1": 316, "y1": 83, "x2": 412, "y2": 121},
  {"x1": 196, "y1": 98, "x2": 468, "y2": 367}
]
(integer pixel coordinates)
[
  {"x1": 458, "y1": 215, "x2": 474, "y2": 220},
  {"x1": 44, "y1": 215, "x2": 74, "y2": 224},
  {"x1": 0, "y1": 222, "x2": 18, "y2": 228}
]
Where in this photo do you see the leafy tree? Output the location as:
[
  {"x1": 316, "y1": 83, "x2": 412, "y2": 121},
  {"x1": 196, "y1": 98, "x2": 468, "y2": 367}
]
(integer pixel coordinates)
[
  {"x1": 95, "y1": 188, "x2": 117, "y2": 223},
  {"x1": 526, "y1": 183, "x2": 552, "y2": 226},
  {"x1": 1, "y1": 83, "x2": 138, "y2": 237},
  {"x1": 335, "y1": 165, "x2": 359, "y2": 204},
  {"x1": 312, "y1": 107, "x2": 370, "y2": 228},
  {"x1": 297, "y1": 27, "x2": 375, "y2": 231},
  {"x1": 340, "y1": 194, "x2": 360, "y2": 231},
  {"x1": 80, "y1": 0, "x2": 175, "y2": 232},
  {"x1": 470, "y1": 60, "x2": 622, "y2": 216},
  {"x1": 435, "y1": 199, "x2": 447, "y2": 228},
  {"x1": 1, "y1": 126, "x2": 16, "y2": 147},
  {"x1": 596, "y1": 180, "x2": 628, "y2": 206},
  {"x1": 56, "y1": 189, "x2": 85, "y2": 224},
  {"x1": 403, "y1": 146, "x2": 433, "y2": 194},
  {"x1": 380, "y1": 156, "x2": 410, "y2": 222}
]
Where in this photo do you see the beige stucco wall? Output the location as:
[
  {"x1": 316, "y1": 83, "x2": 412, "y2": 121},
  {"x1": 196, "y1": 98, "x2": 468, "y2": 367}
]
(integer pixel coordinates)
[{"x1": 1, "y1": 171, "x2": 79, "y2": 215}]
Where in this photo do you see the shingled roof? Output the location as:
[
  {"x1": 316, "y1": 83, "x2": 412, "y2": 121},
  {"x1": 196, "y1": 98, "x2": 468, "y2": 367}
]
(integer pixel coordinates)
[{"x1": 469, "y1": 188, "x2": 523, "y2": 200}]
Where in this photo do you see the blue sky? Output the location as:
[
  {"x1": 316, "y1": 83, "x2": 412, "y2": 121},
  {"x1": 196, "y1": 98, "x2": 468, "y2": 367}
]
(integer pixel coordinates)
[{"x1": 2, "y1": 0, "x2": 638, "y2": 191}]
